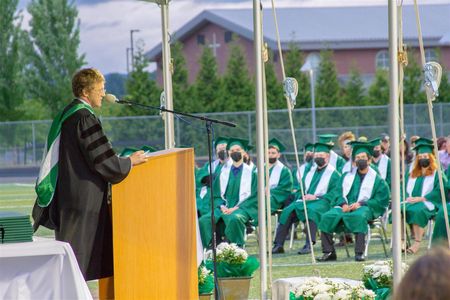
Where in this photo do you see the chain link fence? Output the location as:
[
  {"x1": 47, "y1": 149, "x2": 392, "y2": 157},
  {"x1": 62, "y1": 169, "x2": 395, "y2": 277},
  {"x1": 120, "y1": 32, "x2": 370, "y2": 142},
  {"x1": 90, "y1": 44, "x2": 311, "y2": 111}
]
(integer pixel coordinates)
[{"x1": 1, "y1": 103, "x2": 450, "y2": 167}]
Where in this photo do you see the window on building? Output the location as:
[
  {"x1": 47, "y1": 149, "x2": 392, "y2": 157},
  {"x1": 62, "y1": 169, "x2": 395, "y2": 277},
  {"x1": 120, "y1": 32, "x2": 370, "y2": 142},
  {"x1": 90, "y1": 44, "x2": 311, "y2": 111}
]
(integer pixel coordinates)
[
  {"x1": 425, "y1": 48, "x2": 438, "y2": 62},
  {"x1": 197, "y1": 34, "x2": 205, "y2": 45},
  {"x1": 224, "y1": 31, "x2": 233, "y2": 43},
  {"x1": 375, "y1": 50, "x2": 389, "y2": 69}
]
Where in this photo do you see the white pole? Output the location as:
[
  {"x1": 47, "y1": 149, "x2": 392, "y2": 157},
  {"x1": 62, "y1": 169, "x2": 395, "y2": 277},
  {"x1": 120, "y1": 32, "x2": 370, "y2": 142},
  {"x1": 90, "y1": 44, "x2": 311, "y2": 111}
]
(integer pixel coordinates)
[
  {"x1": 254, "y1": 0, "x2": 268, "y2": 298},
  {"x1": 160, "y1": 1, "x2": 175, "y2": 149},
  {"x1": 310, "y1": 70, "x2": 317, "y2": 143},
  {"x1": 388, "y1": 0, "x2": 402, "y2": 288}
]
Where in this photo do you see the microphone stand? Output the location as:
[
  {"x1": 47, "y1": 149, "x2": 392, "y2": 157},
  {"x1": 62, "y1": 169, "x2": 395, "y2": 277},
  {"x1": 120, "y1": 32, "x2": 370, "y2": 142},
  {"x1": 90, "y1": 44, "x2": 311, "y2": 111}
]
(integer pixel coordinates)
[{"x1": 117, "y1": 99, "x2": 236, "y2": 300}]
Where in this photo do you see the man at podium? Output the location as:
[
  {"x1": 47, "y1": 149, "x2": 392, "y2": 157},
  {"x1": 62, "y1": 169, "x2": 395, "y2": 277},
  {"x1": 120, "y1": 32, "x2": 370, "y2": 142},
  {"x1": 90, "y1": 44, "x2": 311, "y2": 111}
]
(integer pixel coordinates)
[
  {"x1": 199, "y1": 137, "x2": 258, "y2": 247},
  {"x1": 33, "y1": 68, "x2": 147, "y2": 281}
]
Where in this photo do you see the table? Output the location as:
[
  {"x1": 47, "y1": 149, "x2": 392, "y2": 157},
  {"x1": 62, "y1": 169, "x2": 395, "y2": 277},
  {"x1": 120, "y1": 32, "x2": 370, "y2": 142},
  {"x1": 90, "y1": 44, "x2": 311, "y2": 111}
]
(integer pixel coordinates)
[
  {"x1": 272, "y1": 276, "x2": 362, "y2": 300},
  {"x1": 0, "y1": 238, "x2": 93, "y2": 300}
]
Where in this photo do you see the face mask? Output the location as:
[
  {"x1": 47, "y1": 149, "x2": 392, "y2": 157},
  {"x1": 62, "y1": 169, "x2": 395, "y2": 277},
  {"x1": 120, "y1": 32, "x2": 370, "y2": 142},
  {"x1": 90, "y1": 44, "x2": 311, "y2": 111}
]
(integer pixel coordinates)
[
  {"x1": 314, "y1": 157, "x2": 326, "y2": 167},
  {"x1": 230, "y1": 151, "x2": 242, "y2": 162},
  {"x1": 269, "y1": 157, "x2": 277, "y2": 164},
  {"x1": 356, "y1": 159, "x2": 368, "y2": 171},
  {"x1": 217, "y1": 149, "x2": 227, "y2": 160},
  {"x1": 372, "y1": 150, "x2": 381, "y2": 158},
  {"x1": 243, "y1": 156, "x2": 249, "y2": 164},
  {"x1": 201, "y1": 176, "x2": 210, "y2": 187},
  {"x1": 419, "y1": 158, "x2": 430, "y2": 168},
  {"x1": 305, "y1": 155, "x2": 313, "y2": 163}
]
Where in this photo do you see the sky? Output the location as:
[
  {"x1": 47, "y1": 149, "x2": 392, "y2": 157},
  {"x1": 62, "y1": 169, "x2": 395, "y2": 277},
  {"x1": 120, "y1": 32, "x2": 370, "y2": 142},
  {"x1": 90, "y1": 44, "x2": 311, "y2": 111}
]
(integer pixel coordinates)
[{"x1": 16, "y1": 0, "x2": 450, "y2": 74}]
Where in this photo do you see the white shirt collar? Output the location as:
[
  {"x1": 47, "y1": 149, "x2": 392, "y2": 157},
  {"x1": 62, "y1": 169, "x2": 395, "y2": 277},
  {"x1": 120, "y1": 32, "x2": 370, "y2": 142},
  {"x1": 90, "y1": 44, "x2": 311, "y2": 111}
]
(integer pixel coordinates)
[{"x1": 77, "y1": 98, "x2": 92, "y2": 108}]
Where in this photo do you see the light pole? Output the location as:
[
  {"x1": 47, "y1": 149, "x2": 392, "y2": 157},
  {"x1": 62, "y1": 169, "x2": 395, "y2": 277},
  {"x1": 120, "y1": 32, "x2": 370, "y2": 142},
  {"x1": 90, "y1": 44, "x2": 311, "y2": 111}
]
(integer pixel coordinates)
[
  {"x1": 301, "y1": 60, "x2": 318, "y2": 143},
  {"x1": 130, "y1": 29, "x2": 140, "y2": 71},
  {"x1": 126, "y1": 47, "x2": 131, "y2": 74}
]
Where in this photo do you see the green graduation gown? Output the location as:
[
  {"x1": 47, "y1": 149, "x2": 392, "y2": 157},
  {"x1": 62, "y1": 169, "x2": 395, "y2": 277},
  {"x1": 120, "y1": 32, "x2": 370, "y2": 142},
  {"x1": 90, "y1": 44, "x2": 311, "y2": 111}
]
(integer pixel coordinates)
[
  {"x1": 196, "y1": 185, "x2": 212, "y2": 217},
  {"x1": 330, "y1": 151, "x2": 346, "y2": 173},
  {"x1": 198, "y1": 163, "x2": 257, "y2": 246},
  {"x1": 291, "y1": 162, "x2": 313, "y2": 199},
  {"x1": 403, "y1": 171, "x2": 445, "y2": 228},
  {"x1": 372, "y1": 155, "x2": 391, "y2": 187},
  {"x1": 319, "y1": 168, "x2": 390, "y2": 234},
  {"x1": 432, "y1": 203, "x2": 450, "y2": 243},
  {"x1": 279, "y1": 164, "x2": 341, "y2": 225},
  {"x1": 269, "y1": 162, "x2": 293, "y2": 214}
]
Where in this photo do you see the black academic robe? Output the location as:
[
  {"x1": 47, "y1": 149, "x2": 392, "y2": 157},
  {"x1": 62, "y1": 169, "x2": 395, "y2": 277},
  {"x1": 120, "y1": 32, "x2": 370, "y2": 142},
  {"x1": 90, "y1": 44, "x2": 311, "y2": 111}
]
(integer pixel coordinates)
[{"x1": 32, "y1": 99, "x2": 131, "y2": 281}]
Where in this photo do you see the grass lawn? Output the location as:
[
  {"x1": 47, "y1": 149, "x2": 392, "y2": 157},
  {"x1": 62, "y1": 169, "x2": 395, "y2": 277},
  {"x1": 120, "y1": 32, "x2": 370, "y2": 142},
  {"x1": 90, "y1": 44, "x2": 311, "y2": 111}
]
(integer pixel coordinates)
[{"x1": 0, "y1": 183, "x2": 425, "y2": 299}]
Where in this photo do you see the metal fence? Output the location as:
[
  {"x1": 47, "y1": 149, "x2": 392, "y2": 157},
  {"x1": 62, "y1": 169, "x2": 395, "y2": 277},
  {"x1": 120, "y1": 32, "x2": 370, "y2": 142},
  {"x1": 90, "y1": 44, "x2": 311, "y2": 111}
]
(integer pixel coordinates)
[{"x1": 1, "y1": 103, "x2": 450, "y2": 167}]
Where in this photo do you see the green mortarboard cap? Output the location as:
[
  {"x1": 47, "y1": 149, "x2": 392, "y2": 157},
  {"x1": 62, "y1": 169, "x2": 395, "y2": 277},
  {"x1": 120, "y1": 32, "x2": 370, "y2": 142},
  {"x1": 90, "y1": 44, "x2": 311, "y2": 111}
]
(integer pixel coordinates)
[
  {"x1": 318, "y1": 134, "x2": 337, "y2": 145},
  {"x1": 268, "y1": 138, "x2": 286, "y2": 153},
  {"x1": 214, "y1": 136, "x2": 229, "y2": 147},
  {"x1": 226, "y1": 137, "x2": 249, "y2": 151},
  {"x1": 414, "y1": 137, "x2": 433, "y2": 147},
  {"x1": 414, "y1": 142, "x2": 434, "y2": 154},
  {"x1": 369, "y1": 138, "x2": 382, "y2": 146},
  {"x1": 313, "y1": 142, "x2": 333, "y2": 153},
  {"x1": 120, "y1": 147, "x2": 139, "y2": 157},
  {"x1": 304, "y1": 143, "x2": 314, "y2": 152},
  {"x1": 352, "y1": 142, "x2": 374, "y2": 159}
]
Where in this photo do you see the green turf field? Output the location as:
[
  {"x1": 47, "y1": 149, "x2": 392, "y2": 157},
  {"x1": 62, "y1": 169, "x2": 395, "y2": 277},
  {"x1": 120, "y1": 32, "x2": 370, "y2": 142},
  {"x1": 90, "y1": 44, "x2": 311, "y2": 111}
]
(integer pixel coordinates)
[{"x1": 1, "y1": 183, "x2": 424, "y2": 299}]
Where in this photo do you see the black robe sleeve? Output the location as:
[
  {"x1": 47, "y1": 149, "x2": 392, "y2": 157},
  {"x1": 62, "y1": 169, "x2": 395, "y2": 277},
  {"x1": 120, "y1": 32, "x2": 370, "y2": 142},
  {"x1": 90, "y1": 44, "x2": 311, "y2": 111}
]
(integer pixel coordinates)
[{"x1": 77, "y1": 114, "x2": 131, "y2": 184}]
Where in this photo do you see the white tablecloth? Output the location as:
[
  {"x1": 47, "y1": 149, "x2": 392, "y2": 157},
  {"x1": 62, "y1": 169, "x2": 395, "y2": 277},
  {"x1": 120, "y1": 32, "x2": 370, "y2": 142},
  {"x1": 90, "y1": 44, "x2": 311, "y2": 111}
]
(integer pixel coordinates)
[
  {"x1": 272, "y1": 277, "x2": 362, "y2": 300},
  {"x1": 0, "y1": 239, "x2": 93, "y2": 300}
]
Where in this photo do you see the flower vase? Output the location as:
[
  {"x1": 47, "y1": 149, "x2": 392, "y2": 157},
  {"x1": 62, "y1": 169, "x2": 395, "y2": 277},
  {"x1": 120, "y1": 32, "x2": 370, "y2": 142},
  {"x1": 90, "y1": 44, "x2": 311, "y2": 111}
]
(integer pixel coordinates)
[
  {"x1": 217, "y1": 276, "x2": 252, "y2": 300},
  {"x1": 199, "y1": 292, "x2": 213, "y2": 300}
]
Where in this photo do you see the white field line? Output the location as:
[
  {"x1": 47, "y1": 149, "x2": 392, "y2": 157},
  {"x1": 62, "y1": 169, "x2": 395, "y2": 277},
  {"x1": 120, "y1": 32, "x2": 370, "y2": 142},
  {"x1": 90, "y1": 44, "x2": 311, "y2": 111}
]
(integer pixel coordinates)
[{"x1": 0, "y1": 205, "x2": 32, "y2": 209}]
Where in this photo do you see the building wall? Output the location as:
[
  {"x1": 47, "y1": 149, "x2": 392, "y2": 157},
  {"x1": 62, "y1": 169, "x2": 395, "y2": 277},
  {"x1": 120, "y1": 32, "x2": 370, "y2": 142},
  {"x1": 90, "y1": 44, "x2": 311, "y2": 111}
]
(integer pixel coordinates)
[{"x1": 154, "y1": 21, "x2": 450, "y2": 86}]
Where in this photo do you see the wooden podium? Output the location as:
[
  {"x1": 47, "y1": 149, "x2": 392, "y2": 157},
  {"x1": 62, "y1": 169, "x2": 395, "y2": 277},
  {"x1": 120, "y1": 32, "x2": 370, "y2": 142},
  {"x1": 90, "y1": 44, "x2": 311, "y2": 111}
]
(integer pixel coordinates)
[{"x1": 105, "y1": 148, "x2": 199, "y2": 299}]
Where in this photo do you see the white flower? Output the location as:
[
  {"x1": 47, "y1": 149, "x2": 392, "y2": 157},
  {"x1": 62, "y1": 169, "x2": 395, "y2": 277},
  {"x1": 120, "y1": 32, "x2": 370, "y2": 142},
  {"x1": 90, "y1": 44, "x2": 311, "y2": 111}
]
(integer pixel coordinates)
[
  {"x1": 334, "y1": 289, "x2": 351, "y2": 300},
  {"x1": 314, "y1": 293, "x2": 332, "y2": 300}
]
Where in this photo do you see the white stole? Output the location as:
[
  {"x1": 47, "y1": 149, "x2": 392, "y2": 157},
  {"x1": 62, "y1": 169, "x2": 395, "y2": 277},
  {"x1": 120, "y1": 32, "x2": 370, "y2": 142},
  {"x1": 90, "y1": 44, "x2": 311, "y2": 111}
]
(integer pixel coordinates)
[
  {"x1": 220, "y1": 163, "x2": 253, "y2": 206},
  {"x1": 199, "y1": 186, "x2": 208, "y2": 199},
  {"x1": 329, "y1": 150, "x2": 338, "y2": 168},
  {"x1": 377, "y1": 155, "x2": 389, "y2": 180},
  {"x1": 342, "y1": 159, "x2": 353, "y2": 174},
  {"x1": 342, "y1": 167, "x2": 377, "y2": 203},
  {"x1": 406, "y1": 171, "x2": 436, "y2": 211},
  {"x1": 269, "y1": 160, "x2": 284, "y2": 189},
  {"x1": 304, "y1": 164, "x2": 335, "y2": 197}
]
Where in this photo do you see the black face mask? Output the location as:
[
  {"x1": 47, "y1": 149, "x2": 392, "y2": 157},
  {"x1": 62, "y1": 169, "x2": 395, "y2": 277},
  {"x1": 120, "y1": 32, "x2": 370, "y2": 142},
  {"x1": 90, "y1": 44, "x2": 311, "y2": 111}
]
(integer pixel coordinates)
[
  {"x1": 201, "y1": 175, "x2": 210, "y2": 187},
  {"x1": 230, "y1": 152, "x2": 242, "y2": 162},
  {"x1": 356, "y1": 159, "x2": 368, "y2": 171},
  {"x1": 305, "y1": 155, "x2": 313, "y2": 163},
  {"x1": 217, "y1": 149, "x2": 227, "y2": 160},
  {"x1": 419, "y1": 158, "x2": 430, "y2": 168},
  {"x1": 314, "y1": 157, "x2": 326, "y2": 167},
  {"x1": 372, "y1": 150, "x2": 381, "y2": 158},
  {"x1": 269, "y1": 157, "x2": 277, "y2": 164}
]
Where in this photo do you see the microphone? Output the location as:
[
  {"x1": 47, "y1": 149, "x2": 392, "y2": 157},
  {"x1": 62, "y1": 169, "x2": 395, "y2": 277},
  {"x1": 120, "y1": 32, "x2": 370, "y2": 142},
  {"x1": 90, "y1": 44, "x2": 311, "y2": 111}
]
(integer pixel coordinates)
[{"x1": 103, "y1": 93, "x2": 119, "y2": 104}]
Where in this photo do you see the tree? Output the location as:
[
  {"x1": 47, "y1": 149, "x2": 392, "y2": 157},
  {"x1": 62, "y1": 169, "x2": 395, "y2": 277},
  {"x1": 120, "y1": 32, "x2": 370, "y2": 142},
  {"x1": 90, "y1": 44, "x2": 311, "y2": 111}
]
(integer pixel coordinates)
[
  {"x1": 123, "y1": 40, "x2": 161, "y2": 116},
  {"x1": 194, "y1": 45, "x2": 222, "y2": 112},
  {"x1": 0, "y1": 0, "x2": 26, "y2": 121},
  {"x1": 437, "y1": 69, "x2": 450, "y2": 103},
  {"x1": 265, "y1": 50, "x2": 284, "y2": 109},
  {"x1": 315, "y1": 50, "x2": 341, "y2": 107},
  {"x1": 284, "y1": 42, "x2": 310, "y2": 108},
  {"x1": 170, "y1": 41, "x2": 193, "y2": 112},
  {"x1": 221, "y1": 41, "x2": 254, "y2": 111},
  {"x1": 403, "y1": 51, "x2": 425, "y2": 103},
  {"x1": 366, "y1": 69, "x2": 389, "y2": 105},
  {"x1": 342, "y1": 66, "x2": 366, "y2": 106},
  {"x1": 24, "y1": 0, "x2": 85, "y2": 117}
]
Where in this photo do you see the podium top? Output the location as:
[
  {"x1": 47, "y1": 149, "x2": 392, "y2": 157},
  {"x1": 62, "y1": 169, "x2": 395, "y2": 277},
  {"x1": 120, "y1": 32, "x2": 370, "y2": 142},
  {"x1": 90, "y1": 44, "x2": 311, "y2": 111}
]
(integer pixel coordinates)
[{"x1": 144, "y1": 147, "x2": 194, "y2": 158}]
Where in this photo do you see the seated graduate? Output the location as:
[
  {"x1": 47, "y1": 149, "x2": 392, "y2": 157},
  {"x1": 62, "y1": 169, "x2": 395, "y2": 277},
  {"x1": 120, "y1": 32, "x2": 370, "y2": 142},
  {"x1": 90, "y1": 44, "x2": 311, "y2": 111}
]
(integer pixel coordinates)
[
  {"x1": 318, "y1": 142, "x2": 390, "y2": 262},
  {"x1": 432, "y1": 202, "x2": 450, "y2": 246},
  {"x1": 402, "y1": 138, "x2": 447, "y2": 254},
  {"x1": 292, "y1": 143, "x2": 314, "y2": 199},
  {"x1": 370, "y1": 138, "x2": 392, "y2": 187},
  {"x1": 338, "y1": 131, "x2": 356, "y2": 174},
  {"x1": 272, "y1": 142, "x2": 341, "y2": 255},
  {"x1": 196, "y1": 168, "x2": 212, "y2": 218},
  {"x1": 318, "y1": 134, "x2": 346, "y2": 173},
  {"x1": 201, "y1": 136, "x2": 231, "y2": 180},
  {"x1": 198, "y1": 138, "x2": 258, "y2": 247},
  {"x1": 268, "y1": 138, "x2": 293, "y2": 214}
]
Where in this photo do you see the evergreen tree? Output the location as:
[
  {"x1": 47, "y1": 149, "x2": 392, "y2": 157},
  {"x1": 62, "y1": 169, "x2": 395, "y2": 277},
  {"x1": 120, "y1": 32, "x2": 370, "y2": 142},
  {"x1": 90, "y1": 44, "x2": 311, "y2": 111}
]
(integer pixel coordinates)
[
  {"x1": 342, "y1": 66, "x2": 366, "y2": 106},
  {"x1": 285, "y1": 42, "x2": 310, "y2": 108},
  {"x1": 0, "y1": 0, "x2": 26, "y2": 121},
  {"x1": 265, "y1": 50, "x2": 284, "y2": 109},
  {"x1": 24, "y1": 0, "x2": 85, "y2": 117},
  {"x1": 194, "y1": 45, "x2": 222, "y2": 112},
  {"x1": 123, "y1": 40, "x2": 161, "y2": 116},
  {"x1": 366, "y1": 69, "x2": 389, "y2": 105},
  {"x1": 171, "y1": 41, "x2": 192, "y2": 112},
  {"x1": 437, "y1": 69, "x2": 450, "y2": 103},
  {"x1": 403, "y1": 51, "x2": 425, "y2": 103},
  {"x1": 221, "y1": 41, "x2": 254, "y2": 111},
  {"x1": 315, "y1": 50, "x2": 341, "y2": 107}
]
